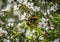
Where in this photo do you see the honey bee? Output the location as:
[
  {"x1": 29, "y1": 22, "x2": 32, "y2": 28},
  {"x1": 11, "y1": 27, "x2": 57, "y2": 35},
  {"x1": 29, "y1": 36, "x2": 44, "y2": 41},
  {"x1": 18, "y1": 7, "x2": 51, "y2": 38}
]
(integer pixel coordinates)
[{"x1": 26, "y1": 14, "x2": 38, "y2": 26}]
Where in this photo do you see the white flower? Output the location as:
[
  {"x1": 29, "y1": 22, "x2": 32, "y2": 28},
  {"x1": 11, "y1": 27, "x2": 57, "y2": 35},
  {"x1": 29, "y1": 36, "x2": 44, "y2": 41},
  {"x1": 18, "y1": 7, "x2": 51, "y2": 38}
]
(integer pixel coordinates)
[
  {"x1": 15, "y1": 38, "x2": 19, "y2": 42},
  {"x1": 47, "y1": 9, "x2": 50, "y2": 14},
  {"x1": 39, "y1": 18, "x2": 49, "y2": 28},
  {"x1": 54, "y1": 38, "x2": 59, "y2": 42},
  {"x1": 38, "y1": 22, "x2": 43, "y2": 27},
  {"x1": 7, "y1": 23, "x2": 11, "y2": 27},
  {"x1": 41, "y1": 10, "x2": 47, "y2": 15},
  {"x1": 33, "y1": 35, "x2": 36, "y2": 39},
  {"x1": 45, "y1": 27, "x2": 50, "y2": 31},
  {"x1": 42, "y1": 0, "x2": 45, "y2": 4},
  {"x1": 26, "y1": 2, "x2": 34, "y2": 9},
  {"x1": 0, "y1": 20, "x2": 3, "y2": 24},
  {"x1": 17, "y1": 0, "x2": 28, "y2": 4},
  {"x1": 8, "y1": 0, "x2": 14, "y2": 3},
  {"x1": 0, "y1": 29, "x2": 8, "y2": 36},
  {"x1": 7, "y1": 23, "x2": 14, "y2": 27},
  {"x1": 13, "y1": 10, "x2": 20, "y2": 16},
  {"x1": 0, "y1": 11, "x2": 4, "y2": 16},
  {"x1": 1, "y1": 31, "x2": 8, "y2": 35},
  {"x1": 14, "y1": 5, "x2": 18, "y2": 10},
  {"x1": 33, "y1": 6, "x2": 40, "y2": 12},
  {"x1": 1, "y1": 4, "x2": 11, "y2": 12},
  {"x1": 50, "y1": 4, "x2": 58, "y2": 11},
  {"x1": 32, "y1": 29, "x2": 35, "y2": 33},
  {"x1": 20, "y1": 12, "x2": 26, "y2": 20},
  {"x1": 22, "y1": 0, "x2": 28, "y2": 4},
  {"x1": 18, "y1": 28, "x2": 25, "y2": 33},
  {"x1": 8, "y1": 18, "x2": 15, "y2": 23},
  {"x1": 25, "y1": 29, "x2": 30, "y2": 36},
  {"x1": 3, "y1": 39, "x2": 10, "y2": 42},
  {"x1": 18, "y1": 23, "x2": 21, "y2": 26},
  {"x1": 30, "y1": 33, "x2": 33, "y2": 36},
  {"x1": 51, "y1": 27, "x2": 54, "y2": 30},
  {"x1": 42, "y1": 18, "x2": 49, "y2": 22},
  {"x1": 0, "y1": 27, "x2": 2, "y2": 32},
  {"x1": 39, "y1": 36, "x2": 44, "y2": 40},
  {"x1": 17, "y1": 0, "x2": 24, "y2": 3}
]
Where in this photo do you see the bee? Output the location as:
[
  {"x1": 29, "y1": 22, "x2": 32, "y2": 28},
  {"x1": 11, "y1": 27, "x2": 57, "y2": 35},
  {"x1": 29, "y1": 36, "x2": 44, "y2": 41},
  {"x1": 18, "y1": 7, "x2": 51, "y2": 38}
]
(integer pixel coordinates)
[{"x1": 26, "y1": 14, "x2": 38, "y2": 26}]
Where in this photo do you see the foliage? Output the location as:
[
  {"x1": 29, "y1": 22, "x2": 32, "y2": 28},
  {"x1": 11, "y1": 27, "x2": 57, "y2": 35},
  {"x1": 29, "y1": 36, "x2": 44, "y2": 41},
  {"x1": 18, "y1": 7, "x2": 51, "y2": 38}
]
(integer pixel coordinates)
[{"x1": 0, "y1": 0, "x2": 60, "y2": 42}]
